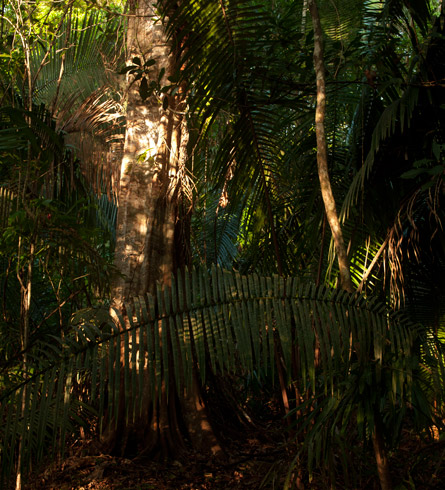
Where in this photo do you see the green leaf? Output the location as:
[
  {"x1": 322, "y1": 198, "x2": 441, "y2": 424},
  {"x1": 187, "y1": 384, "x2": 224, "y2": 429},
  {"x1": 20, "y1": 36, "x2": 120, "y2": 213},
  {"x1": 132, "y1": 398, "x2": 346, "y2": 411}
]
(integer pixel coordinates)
[
  {"x1": 428, "y1": 165, "x2": 444, "y2": 176},
  {"x1": 139, "y1": 77, "x2": 150, "y2": 101},
  {"x1": 400, "y1": 168, "x2": 426, "y2": 179}
]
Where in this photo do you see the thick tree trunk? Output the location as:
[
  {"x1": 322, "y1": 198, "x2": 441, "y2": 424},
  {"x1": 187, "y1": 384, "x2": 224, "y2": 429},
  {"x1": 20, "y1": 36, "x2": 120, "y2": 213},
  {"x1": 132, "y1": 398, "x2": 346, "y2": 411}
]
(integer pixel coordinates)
[
  {"x1": 106, "y1": 0, "x2": 220, "y2": 459},
  {"x1": 308, "y1": 2, "x2": 392, "y2": 489},
  {"x1": 112, "y1": 0, "x2": 181, "y2": 310}
]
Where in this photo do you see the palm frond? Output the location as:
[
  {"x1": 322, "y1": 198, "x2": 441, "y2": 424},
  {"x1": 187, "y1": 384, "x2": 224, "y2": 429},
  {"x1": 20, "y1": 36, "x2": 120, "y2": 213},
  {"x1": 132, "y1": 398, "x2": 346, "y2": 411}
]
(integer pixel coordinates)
[
  {"x1": 27, "y1": 9, "x2": 125, "y2": 200},
  {"x1": 341, "y1": 86, "x2": 420, "y2": 222},
  {"x1": 0, "y1": 266, "x2": 425, "y2": 485},
  {"x1": 31, "y1": 11, "x2": 122, "y2": 112}
]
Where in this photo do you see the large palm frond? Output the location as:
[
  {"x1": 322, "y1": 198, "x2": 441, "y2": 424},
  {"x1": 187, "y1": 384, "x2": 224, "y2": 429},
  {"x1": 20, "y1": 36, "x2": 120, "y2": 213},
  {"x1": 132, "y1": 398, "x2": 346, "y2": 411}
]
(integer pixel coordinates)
[
  {"x1": 30, "y1": 10, "x2": 122, "y2": 113},
  {"x1": 28, "y1": 9, "x2": 125, "y2": 199},
  {"x1": 0, "y1": 265, "x2": 434, "y2": 485}
]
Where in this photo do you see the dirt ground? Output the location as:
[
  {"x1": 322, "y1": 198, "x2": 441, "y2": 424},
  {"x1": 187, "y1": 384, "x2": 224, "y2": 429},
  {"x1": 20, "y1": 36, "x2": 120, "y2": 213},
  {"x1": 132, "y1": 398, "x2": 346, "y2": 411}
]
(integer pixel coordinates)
[{"x1": 21, "y1": 427, "x2": 445, "y2": 489}]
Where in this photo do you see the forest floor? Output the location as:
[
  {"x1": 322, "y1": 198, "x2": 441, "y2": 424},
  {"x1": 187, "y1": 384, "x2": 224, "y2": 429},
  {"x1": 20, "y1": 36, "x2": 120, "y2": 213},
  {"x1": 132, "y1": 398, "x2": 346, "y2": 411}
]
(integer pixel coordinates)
[
  {"x1": 24, "y1": 427, "x2": 289, "y2": 490},
  {"x1": 22, "y1": 425, "x2": 445, "y2": 490}
]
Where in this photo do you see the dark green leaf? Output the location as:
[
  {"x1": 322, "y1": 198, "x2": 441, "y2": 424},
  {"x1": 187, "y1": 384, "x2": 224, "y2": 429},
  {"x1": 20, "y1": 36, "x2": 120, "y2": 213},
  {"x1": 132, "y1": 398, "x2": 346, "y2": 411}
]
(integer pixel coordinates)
[{"x1": 140, "y1": 77, "x2": 150, "y2": 101}]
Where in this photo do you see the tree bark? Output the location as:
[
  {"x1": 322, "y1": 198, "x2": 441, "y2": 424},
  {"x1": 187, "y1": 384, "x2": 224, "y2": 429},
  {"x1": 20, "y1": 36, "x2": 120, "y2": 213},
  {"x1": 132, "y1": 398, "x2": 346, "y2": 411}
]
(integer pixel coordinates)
[
  {"x1": 307, "y1": 0, "x2": 353, "y2": 293},
  {"x1": 107, "y1": 0, "x2": 220, "y2": 459},
  {"x1": 112, "y1": 0, "x2": 181, "y2": 310}
]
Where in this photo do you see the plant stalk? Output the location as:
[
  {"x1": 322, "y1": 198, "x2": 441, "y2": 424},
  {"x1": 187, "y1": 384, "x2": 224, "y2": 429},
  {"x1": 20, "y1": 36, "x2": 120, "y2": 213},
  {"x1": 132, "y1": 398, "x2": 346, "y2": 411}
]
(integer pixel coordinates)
[{"x1": 308, "y1": 0, "x2": 353, "y2": 293}]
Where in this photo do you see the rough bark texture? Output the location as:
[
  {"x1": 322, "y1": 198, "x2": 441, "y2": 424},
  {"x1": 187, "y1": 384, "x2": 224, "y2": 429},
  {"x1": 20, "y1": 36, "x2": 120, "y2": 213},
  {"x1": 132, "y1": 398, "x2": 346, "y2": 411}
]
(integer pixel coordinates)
[
  {"x1": 107, "y1": 0, "x2": 220, "y2": 460},
  {"x1": 307, "y1": 0, "x2": 353, "y2": 293},
  {"x1": 112, "y1": 0, "x2": 187, "y2": 310}
]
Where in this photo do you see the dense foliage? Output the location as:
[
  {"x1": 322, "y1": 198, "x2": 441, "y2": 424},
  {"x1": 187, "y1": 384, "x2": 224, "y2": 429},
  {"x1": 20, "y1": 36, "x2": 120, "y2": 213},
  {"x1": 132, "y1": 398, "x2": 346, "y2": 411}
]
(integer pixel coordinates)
[{"x1": 0, "y1": 1, "x2": 444, "y2": 489}]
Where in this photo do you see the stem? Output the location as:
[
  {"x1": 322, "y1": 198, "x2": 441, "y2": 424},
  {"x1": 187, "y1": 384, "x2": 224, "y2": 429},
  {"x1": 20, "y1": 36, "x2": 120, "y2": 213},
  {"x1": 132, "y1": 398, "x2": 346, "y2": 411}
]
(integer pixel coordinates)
[
  {"x1": 15, "y1": 240, "x2": 34, "y2": 490},
  {"x1": 372, "y1": 417, "x2": 393, "y2": 490},
  {"x1": 357, "y1": 235, "x2": 389, "y2": 293},
  {"x1": 308, "y1": 2, "x2": 392, "y2": 488},
  {"x1": 308, "y1": 0, "x2": 353, "y2": 292}
]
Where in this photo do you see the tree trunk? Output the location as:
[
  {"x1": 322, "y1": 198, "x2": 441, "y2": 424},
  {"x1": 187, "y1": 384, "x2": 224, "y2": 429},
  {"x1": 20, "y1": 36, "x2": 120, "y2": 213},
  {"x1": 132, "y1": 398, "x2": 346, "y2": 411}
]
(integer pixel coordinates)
[
  {"x1": 372, "y1": 414, "x2": 393, "y2": 490},
  {"x1": 106, "y1": 0, "x2": 220, "y2": 459},
  {"x1": 307, "y1": 0, "x2": 353, "y2": 294},
  {"x1": 112, "y1": 0, "x2": 183, "y2": 310},
  {"x1": 308, "y1": 2, "x2": 392, "y2": 489}
]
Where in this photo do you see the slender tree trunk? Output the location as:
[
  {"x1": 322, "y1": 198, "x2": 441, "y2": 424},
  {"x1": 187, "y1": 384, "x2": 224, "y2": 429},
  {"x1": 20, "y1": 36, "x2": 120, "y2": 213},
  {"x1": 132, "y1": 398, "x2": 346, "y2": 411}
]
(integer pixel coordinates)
[
  {"x1": 372, "y1": 414, "x2": 393, "y2": 490},
  {"x1": 107, "y1": 0, "x2": 220, "y2": 459},
  {"x1": 307, "y1": 0, "x2": 353, "y2": 293},
  {"x1": 308, "y1": 2, "x2": 392, "y2": 489},
  {"x1": 15, "y1": 238, "x2": 34, "y2": 490}
]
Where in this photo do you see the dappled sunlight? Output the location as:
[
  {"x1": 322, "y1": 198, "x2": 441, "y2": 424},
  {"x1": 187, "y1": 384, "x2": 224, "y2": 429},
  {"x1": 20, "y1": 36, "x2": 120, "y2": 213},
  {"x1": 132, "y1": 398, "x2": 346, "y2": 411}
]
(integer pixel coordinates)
[{"x1": 2, "y1": 1, "x2": 445, "y2": 489}]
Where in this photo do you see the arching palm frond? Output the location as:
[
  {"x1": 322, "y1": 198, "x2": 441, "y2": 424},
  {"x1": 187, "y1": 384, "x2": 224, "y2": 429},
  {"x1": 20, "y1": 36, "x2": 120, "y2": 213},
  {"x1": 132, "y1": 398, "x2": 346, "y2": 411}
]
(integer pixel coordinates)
[
  {"x1": 0, "y1": 266, "x2": 434, "y2": 486},
  {"x1": 341, "y1": 84, "x2": 421, "y2": 224},
  {"x1": 341, "y1": 0, "x2": 437, "y2": 213},
  {"x1": 162, "y1": 0, "x2": 370, "y2": 277},
  {"x1": 336, "y1": 4, "x2": 445, "y2": 305},
  {"x1": 25, "y1": 8, "x2": 125, "y2": 202},
  {"x1": 31, "y1": 10, "x2": 122, "y2": 114}
]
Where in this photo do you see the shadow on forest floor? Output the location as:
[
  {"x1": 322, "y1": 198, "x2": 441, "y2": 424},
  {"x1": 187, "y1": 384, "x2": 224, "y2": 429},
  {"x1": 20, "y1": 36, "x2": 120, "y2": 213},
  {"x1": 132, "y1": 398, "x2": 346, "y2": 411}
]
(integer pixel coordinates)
[{"x1": 22, "y1": 426, "x2": 445, "y2": 490}]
